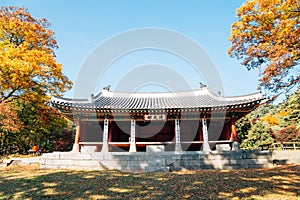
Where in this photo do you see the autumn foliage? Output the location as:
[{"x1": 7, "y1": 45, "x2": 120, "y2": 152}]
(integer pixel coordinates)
[
  {"x1": 228, "y1": 0, "x2": 300, "y2": 98},
  {"x1": 273, "y1": 125, "x2": 300, "y2": 142},
  {"x1": 0, "y1": 7, "x2": 72, "y2": 104},
  {"x1": 0, "y1": 102, "x2": 22, "y2": 133},
  {"x1": 0, "y1": 7, "x2": 73, "y2": 155}
]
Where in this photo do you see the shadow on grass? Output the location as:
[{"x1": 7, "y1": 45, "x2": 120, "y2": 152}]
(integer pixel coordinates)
[{"x1": 0, "y1": 164, "x2": 299, "y2": 199}]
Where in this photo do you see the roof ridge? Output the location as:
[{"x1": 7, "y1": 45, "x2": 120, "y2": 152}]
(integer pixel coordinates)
[
  {"x1": 51, "y1": 89, "x2": 264, "y2": 108},
  {"x1": 100, "y1": 88, "x2": 211, "y2": 98}
]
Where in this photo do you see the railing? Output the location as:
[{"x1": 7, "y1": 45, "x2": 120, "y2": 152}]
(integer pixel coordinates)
[{"x1": 269, "y1": 142, "x2": 300, "y2": 151}]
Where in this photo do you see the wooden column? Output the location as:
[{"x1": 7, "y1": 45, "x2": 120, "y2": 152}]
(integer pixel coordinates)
[
  {"x1": 199, "y1": 120, "x2": 203, "y2": 141},
  {"x1": 230, "y1": 118, "x2": 239, "y2": 151},
  {"x1": 129, "y1": 119, "x2": 137, "y2": 152},
  {"x1": 72, "y1": 118, "x2": 81, "y2": 152},
  {"x1": 230, "y1": 119, "x2": 238, "y2": 142},
  {"x1": 101, "y1": 118, "x2": 109, "y2": 152},
  {"x1": 175, "y1": 119, "x2": 182, "y2": 151},
  {"x1": 202, "y1": 118, "x2": 211, "y2": 152},
  {"x1": 108, "y1": 121, "x2": 113, "y2": 142},
  {"x1": 108, "y1": 121, "x2": 113, "y2": 151}
]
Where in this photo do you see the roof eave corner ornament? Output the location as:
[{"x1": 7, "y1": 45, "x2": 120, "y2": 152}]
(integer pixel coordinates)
[
  {"x1": 199, "y1": 82, "x2": 207, "y2": 89},
  {"x1": 261, "y1": 94, "x2": 271, "y2": 105},
  {"x1": 100, "y1": 85, "x2": 112, "y2": 97},
  {"x1": 88, "y1": 93, "x2": 94, "y2": 103},
  {"x1": 103, "y1": 85, "x2": 111, "y2": 91}
]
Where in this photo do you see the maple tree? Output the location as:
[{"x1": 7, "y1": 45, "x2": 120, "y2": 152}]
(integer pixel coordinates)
[
  {"x1": 0, "y1": 6, "x2": 72, "y2": 103},
  {"x1": 0, "y1": 102, "x2": 22, "y2": 134},
  {"x1": 0, "y1": 101, "x2": 23, "y2": 155},
  {"x1": 228, "y1": 0, "x2": 300, "y2": 99},
  {"x1": 273, "y1": 125, "x2": 300, "y2": 142}
]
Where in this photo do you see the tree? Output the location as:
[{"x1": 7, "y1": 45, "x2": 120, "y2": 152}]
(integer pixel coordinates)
[
  {"x1": 0, "y1": 101, "x2": 75, "y2": 155},
  {"x1": 240, "y1": 121, "x2": 274, "y2": 150},
  {"x1": 15, "y1": 101, "x2": 73, "y2": 153},
  {"x1": 0, "y1": 7, "x2": 73, "y2": 155},
  {"x1": 236, "y1": 115, "x2": 252, "y2": 144},
  {"x1": 279, "y1": 86, "x2": 300, "y2": 128},
  {"x1": 0, "y1": 6, "x2": 72, "y2": 104},
  {"x1": 273, "y1": 125, "x2": 300, "y2": 142},
  {"x1": 0, "y1": 102, "x2": 23, "y2": 134},
  {"x1": 237, "y1": 105, "x2": 276, "y2": 149},
  {"x1": 0, "y1": 101, "x2": 23, "y2": 155},
  {"x1": 237, "y1": 87, "x2": 300, "y2": 150},
  {"x1": 228, "y1": 0, "x2": 300, "y2": 99}
]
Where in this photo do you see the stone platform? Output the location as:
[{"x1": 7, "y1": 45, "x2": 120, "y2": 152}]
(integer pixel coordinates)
[
  {"x1": 40, "y1": 150, "x2": 300, "y2": 172},
  {"x1": 1, "y1": 157, "x2": 41, "y2": 167}
]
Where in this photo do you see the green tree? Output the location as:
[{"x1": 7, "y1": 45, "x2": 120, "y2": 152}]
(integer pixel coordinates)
[
  {"x1": 240, "y1": 121, "x2": 274, "y2": 150},
  {"x1": 237, "y1": 87, "x2": 300, "y2": 149},
  {"x1": 237, "y1": 105, "x2": 276, "y2": 148},
  {"x1": 236, "y1": 116, "x2": 252, "y2": 144},
  {"x1": 279, "y1": 87, "x2": 300, "y2": 128},
  {"x1": 0, "y1": 101, "x2": 74, "y2": 155}
]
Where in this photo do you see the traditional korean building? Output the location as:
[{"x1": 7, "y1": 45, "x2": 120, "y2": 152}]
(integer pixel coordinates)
[{"x1": 51, "y1": 87, "x2": 264, "y2": 153}]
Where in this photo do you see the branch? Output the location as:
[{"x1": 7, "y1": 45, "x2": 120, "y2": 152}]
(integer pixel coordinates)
[{"x1": 0, "y1": 87, "x2": 20, "y2": 103}]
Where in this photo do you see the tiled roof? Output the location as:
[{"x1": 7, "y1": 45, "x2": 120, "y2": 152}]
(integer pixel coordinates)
[{"x1": 51, "y1": 88, "x2": 264, "y2": 111}]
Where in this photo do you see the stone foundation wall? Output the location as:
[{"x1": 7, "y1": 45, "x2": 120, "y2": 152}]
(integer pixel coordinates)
[
  {"x1": 40, "y1": 150, "x2": 300, "y2": 172},
  {"x1": 272, "y1": 150, "x2": 300, "y2": 165}
]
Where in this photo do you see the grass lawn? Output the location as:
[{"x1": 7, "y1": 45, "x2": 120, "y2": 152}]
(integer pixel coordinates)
[{"x1": 0, "y1": 164, "x2": 300, "y2": 199}]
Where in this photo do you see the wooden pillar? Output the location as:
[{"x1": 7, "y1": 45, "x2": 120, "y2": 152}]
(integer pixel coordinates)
[
  {"x1": 199, "y1": 120, "x2": 203, "y2": 141},
  {"x1": 230, "y1": 119, "x2": 238, "y2": 142},
  {"x1": 108, "y1": 121, "x2": 113, "y2": 142},
  {"x1": 108, "y1": 121, "x2": 113, "y2": 151},
  {"x1": 175, "y1": 118, "x2": 182, "y2": 152},
  {"x1": 72, "y1": 118, "x2": 81, "y2": 152},
  {"x1": 230, "y1": 118, "x2": 240, "y2": 151},
  {"x1": 129, "y1": 119, "x2": 137, "y2": 152},
  {"x1": 101, "y1": 118, "x2": 109, "y2": 152},
  {"x1": 202, "y1": 118, "x2": 211, "y2": 152}
]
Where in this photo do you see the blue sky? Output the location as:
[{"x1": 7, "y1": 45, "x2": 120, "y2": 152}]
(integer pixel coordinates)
[{"x1": 1, "y1": 0, "x2": 260, "y2": 98}]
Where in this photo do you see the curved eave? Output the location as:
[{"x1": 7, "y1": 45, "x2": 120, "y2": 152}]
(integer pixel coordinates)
[
  {"x1": 51, "y1": 100, "x2": 264, "y2": 113},
  {"x1": 51, "y1": 88, "x2": 264, "y2": 112}
]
